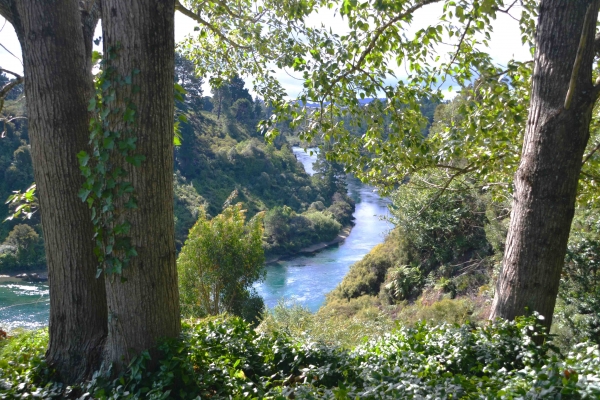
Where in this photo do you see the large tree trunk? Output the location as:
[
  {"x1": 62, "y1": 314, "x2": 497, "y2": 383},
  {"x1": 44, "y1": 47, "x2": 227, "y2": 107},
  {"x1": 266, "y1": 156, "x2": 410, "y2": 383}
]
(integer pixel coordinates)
[
  {"x1": 10, "y1": 0, "x2": 108, "y2": 382},
  {"x1": 491, "y1": 0, "x2": 600, "y2": 331},
  {"x1": 100, "y1": 0, "x2": 181, "y2": 368}
]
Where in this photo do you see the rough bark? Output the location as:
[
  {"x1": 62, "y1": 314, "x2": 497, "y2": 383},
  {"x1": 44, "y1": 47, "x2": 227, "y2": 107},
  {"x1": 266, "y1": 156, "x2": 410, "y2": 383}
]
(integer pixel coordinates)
[
  {"x1": 11, "y1": 0, "x2": 107, "y2": 382},
  {"x1": 100, "y1": 0, "x2": 180, "y2": 368},
  {"x1": 491, "y1": 0, "x2": 600, "y2": 331}
]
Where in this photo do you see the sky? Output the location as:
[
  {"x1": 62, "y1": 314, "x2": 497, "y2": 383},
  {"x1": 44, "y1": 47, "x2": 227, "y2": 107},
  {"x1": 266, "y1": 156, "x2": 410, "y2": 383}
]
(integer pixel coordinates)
[{"x1": 0, "y1": 4, "x2": 530, "y2": 99}]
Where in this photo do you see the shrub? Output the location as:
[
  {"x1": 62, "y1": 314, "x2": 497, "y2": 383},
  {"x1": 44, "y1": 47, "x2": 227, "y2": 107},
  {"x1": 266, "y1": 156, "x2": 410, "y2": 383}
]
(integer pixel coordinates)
[
  {"x1": 383, "y1": 264, "x2": 422, "y2": 301},
  {"x1": 327, "y1": 229, "x2": 408, "y2": 301},
  {"x1": 390, "y1": 171, "x2": 491, "y2": 276},
  {"x1": 177, "y1": 202, "x2": 265, "y2": 322},
  {"x1": 3, "y1": 316, "x2": 600, "y2": 399}
]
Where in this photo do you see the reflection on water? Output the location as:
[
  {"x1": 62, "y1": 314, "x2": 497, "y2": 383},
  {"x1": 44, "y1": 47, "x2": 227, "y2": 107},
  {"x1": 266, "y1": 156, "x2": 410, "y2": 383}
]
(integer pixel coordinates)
[
  {"x1": 0, "y1": 282, "x2": 49, "y2": 331},
  {"x1": 255, "y1": 147, "x2": 392, "y2": 312}
]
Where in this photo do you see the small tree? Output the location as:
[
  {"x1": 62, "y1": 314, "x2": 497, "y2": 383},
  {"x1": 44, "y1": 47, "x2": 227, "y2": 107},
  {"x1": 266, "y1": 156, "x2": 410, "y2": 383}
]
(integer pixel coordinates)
[{"x1": 178, "y1": 202, "x2": 265, "y2": 322}]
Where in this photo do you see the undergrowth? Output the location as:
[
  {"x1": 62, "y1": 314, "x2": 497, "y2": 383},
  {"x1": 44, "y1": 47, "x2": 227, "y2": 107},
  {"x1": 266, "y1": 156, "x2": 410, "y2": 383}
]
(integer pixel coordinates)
[{"x1": 1, "y1": 315, "x2": 599, "y2": 399}]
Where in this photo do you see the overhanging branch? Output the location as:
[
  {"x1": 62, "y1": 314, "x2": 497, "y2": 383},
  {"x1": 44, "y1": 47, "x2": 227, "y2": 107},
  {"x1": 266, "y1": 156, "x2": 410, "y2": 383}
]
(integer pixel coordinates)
[
  {"x1": 0, "y1": 68, "x2": 23, "y2": 114},
  {"x1": 174, "y1": 0, "x2": 252, "y2": 51},
  {"x1": 326, "y1": 0, "x2": 443, "y2": 95}
]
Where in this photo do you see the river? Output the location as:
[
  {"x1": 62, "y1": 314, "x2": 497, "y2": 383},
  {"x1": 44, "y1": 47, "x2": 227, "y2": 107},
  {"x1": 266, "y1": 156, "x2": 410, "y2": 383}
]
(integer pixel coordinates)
[
  {"x1": 0, "y1": 279, "x2": 49, "y2": 331},
  {"x1": 0, "y1": 146, "x2": 391, "y2": 330},
  {"x1": 254, "y1": 147, "x2": 392, "y2": 312}
]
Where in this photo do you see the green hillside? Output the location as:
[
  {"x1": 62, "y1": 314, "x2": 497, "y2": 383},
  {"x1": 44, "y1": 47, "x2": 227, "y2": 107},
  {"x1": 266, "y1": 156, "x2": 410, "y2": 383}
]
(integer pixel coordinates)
[{"x1": 0, "y1": 72, "x2": 354, "y2": 271}]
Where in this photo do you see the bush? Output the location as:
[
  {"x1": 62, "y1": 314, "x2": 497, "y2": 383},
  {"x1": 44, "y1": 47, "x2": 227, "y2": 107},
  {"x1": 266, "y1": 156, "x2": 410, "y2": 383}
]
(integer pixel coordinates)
[
  {"x1": 390, "y1": 172, "x2": 491, "y2": 276},
  {"x1": 259, "y1": 299, "x2": 394, "y2": 348},
  {"x1": 327, "y1": 229, "x2": 408, "y2": 301},
  {"x1": 383, "y1": 264, "x2": 422, "y2": 301},
  {"x1": 177, "y1": 202, "x2": 265, "y2": 322}
]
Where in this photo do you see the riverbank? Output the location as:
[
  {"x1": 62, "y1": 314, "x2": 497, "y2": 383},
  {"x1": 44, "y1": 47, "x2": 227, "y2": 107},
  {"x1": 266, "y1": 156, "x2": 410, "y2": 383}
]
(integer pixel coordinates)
[
  {"x1": 265, "y1": 224, "x2": 353, "y2": 264},
  {"x1": 0, "y1": 269, "x2": 48, "y2": 284}
]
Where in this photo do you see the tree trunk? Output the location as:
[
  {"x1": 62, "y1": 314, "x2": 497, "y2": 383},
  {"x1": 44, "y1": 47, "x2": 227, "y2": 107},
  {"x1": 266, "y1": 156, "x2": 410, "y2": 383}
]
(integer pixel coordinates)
[
  {"x1": 100, "y1": 0, "x2": 181, "y2": 368},
  {"x1": 491, "y1": 0, "x2": 600, "y2": 332},
  {"x1": 10, "y1": 0, "x2": 108, "y2": 382}
]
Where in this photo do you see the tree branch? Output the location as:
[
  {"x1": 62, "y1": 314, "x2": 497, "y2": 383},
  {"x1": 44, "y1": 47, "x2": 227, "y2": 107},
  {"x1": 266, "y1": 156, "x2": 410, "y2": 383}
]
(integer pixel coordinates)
[
  {"x1": 327, "y1": 0, "x2": 442, "y2": 93},
  {"x1": 447, "y1": 16, "x2": 472, "y2": 68},
  {"x1": 174, "y1": 0, "x2": 252, "y2": 51},
  {"x1": 0, "y1": 0, "x2": 15, "y2": 27},
  {"x1": 0, "y1": 68, "x2": 23, "y2": 114},
  {"x1": 80, "y1": 0, "x2": 101, "y2": 54},
  {"x1": 582, "y1": 141, "x2": 600, "y2": 166},
  {"x1": 416, "y1": 170, "x2": 461, "y2": 216}
]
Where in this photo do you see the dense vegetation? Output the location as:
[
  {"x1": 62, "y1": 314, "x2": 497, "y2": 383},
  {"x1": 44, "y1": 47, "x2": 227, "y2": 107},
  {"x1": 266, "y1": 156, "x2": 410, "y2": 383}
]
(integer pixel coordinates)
[
  {"x1": 0, "y1": 68, "x2": 354, "y2": 272},
  {"x1": 2, "y1": 0, "x2": 600, "y2": 396},
  {"x1": 314, "y1": 95, "x2": 600, "y2": 352},
  {"x1": 1, "y1": 315, "x2": 599, "y2": 399}
]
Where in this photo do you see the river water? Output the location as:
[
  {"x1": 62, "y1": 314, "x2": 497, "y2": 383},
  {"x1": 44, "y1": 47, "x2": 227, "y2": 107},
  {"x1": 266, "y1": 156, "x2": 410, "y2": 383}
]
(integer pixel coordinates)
[
  {"x1": 0, "y1": 147, "x2": 391, "y2": 330},
  {"x1": 0, "y1": 279, "x2": 49, "y2": 331},
  {"x1": 254, "y1": 147, "x2": 392, "y2": 312}
]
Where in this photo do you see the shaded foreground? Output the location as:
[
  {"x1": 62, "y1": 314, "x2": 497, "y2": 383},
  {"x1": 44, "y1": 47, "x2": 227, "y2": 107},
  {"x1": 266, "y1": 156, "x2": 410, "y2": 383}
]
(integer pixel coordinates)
[{"x1": 1, "y1": 316, "x2": 599, "y2": 399}]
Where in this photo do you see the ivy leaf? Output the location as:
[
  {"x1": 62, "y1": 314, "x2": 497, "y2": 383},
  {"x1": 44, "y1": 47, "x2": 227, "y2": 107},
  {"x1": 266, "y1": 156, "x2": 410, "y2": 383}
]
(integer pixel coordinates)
[
  {"x1": 123, "y1": 108, "x2": 136, "y2": 122},
  {"x1": 77, "y1": 151, "x2": 90, "y2": 167},
  {"x1": 78, "y1": 188, "x2": 91, "y2": 202},
  {"x1": 125, "y1": 154, "x2": 146, "y2": 167}
]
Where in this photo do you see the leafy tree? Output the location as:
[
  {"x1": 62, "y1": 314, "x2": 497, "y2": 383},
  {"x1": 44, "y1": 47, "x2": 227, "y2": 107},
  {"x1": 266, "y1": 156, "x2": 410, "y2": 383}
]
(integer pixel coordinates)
[
  {"x1": 0, "y1": 224, "x2": 44, "y2": 270},
  {"x1": 175, "y1": 51, "x2": 204, "y2": 110},
  {"x1": 181, "y1": 0, "x2": 600, "y2": 331},
  {"x1": 178, "y1": 202, "x2": 265, "y2": 322},
  {"x1": 210, "y1": 74, "x2": 254, "y2": 120},
  {"x1": 312, "y1": 145, "x2": 347, "y2": 202}
]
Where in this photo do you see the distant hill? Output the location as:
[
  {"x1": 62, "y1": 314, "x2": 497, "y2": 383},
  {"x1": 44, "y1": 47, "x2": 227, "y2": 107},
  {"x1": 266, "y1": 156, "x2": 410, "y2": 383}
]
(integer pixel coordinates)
[{"x1": 296, "y1": 98, "x2": 387, "y2": 108}]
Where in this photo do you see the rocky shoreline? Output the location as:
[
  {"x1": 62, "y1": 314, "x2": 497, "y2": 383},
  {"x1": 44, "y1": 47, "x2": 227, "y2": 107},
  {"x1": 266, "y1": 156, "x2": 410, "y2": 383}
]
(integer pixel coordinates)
[{"x1": 0, "y1": 270, "x2": 48, "y2": 284}]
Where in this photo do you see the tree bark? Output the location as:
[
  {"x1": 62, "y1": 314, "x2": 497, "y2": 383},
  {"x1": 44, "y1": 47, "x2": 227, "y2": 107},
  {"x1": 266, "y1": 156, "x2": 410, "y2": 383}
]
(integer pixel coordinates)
[
  {"x1": 491, "y1": 0, "x2": 600, "y2": 332},
  {"x1": 100, "y1": 0, "x2": 181, "y2": 369},
  {"x1": 10, "y1": 0, "x2": 108, "y2": 382}
]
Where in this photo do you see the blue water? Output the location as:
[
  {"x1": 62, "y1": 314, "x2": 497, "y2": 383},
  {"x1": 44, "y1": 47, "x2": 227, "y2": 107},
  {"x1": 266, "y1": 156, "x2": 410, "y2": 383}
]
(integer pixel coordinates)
[
  {"x1": 0, "y1": 147, "x2": 391, "y2": 330},
  {"x1": 255, "y1": 147, "x2": 392, "y2": 312},
  {"x1": 0, "y1": 280, "x2": 49, "y2": 331}
]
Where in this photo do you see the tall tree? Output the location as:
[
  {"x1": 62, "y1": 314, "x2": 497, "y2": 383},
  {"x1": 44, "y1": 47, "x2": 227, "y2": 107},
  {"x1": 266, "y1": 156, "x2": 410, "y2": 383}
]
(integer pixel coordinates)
[
  {"x1": 490, "y1": 0, "x2": 600, "y2": 329},
  {"x1": 0, "y1": 0, "x2": 181, "y2": 379},
  {"x1": 99, "y1": 0, "x2": 180, "y2": 368},
  {"x1": 2, "y1": 0, "x2": 107, "y2": 382},
  {"x1": 175, "y1": 51, "x2": 204, "y2": 110}
]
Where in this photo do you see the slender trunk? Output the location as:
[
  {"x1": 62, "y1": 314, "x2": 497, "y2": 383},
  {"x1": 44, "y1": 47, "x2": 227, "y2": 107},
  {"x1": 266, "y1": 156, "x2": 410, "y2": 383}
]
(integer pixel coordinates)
[
  {"x1": 491, "y1": 0, "x2": 600, "y2": 332},
  {"x1": 100, "y1": 0, "x2": 180, "y2": 368},
  {"x1": 12, "y1": 0, "x2": 107, "y2": 382}
]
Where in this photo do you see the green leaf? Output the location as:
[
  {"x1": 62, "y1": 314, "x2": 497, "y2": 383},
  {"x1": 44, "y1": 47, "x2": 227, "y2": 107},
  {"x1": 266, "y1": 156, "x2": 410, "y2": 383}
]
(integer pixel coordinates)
[
  {"x1": 77, "y1": 151, "x2": 90, "y2": 167},
  {"x1": 78, "y1": 188, "x2": 91, "y2": 202},
  {"x1": 125, "y1": 154, "x2": 146, "y2": 167}
]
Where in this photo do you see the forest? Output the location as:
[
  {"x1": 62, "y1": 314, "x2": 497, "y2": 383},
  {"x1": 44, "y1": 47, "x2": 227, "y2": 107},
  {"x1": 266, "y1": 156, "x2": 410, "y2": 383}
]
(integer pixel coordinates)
[{"x1": 1, "y1": 0, "x2": 600, "y2": 398}]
